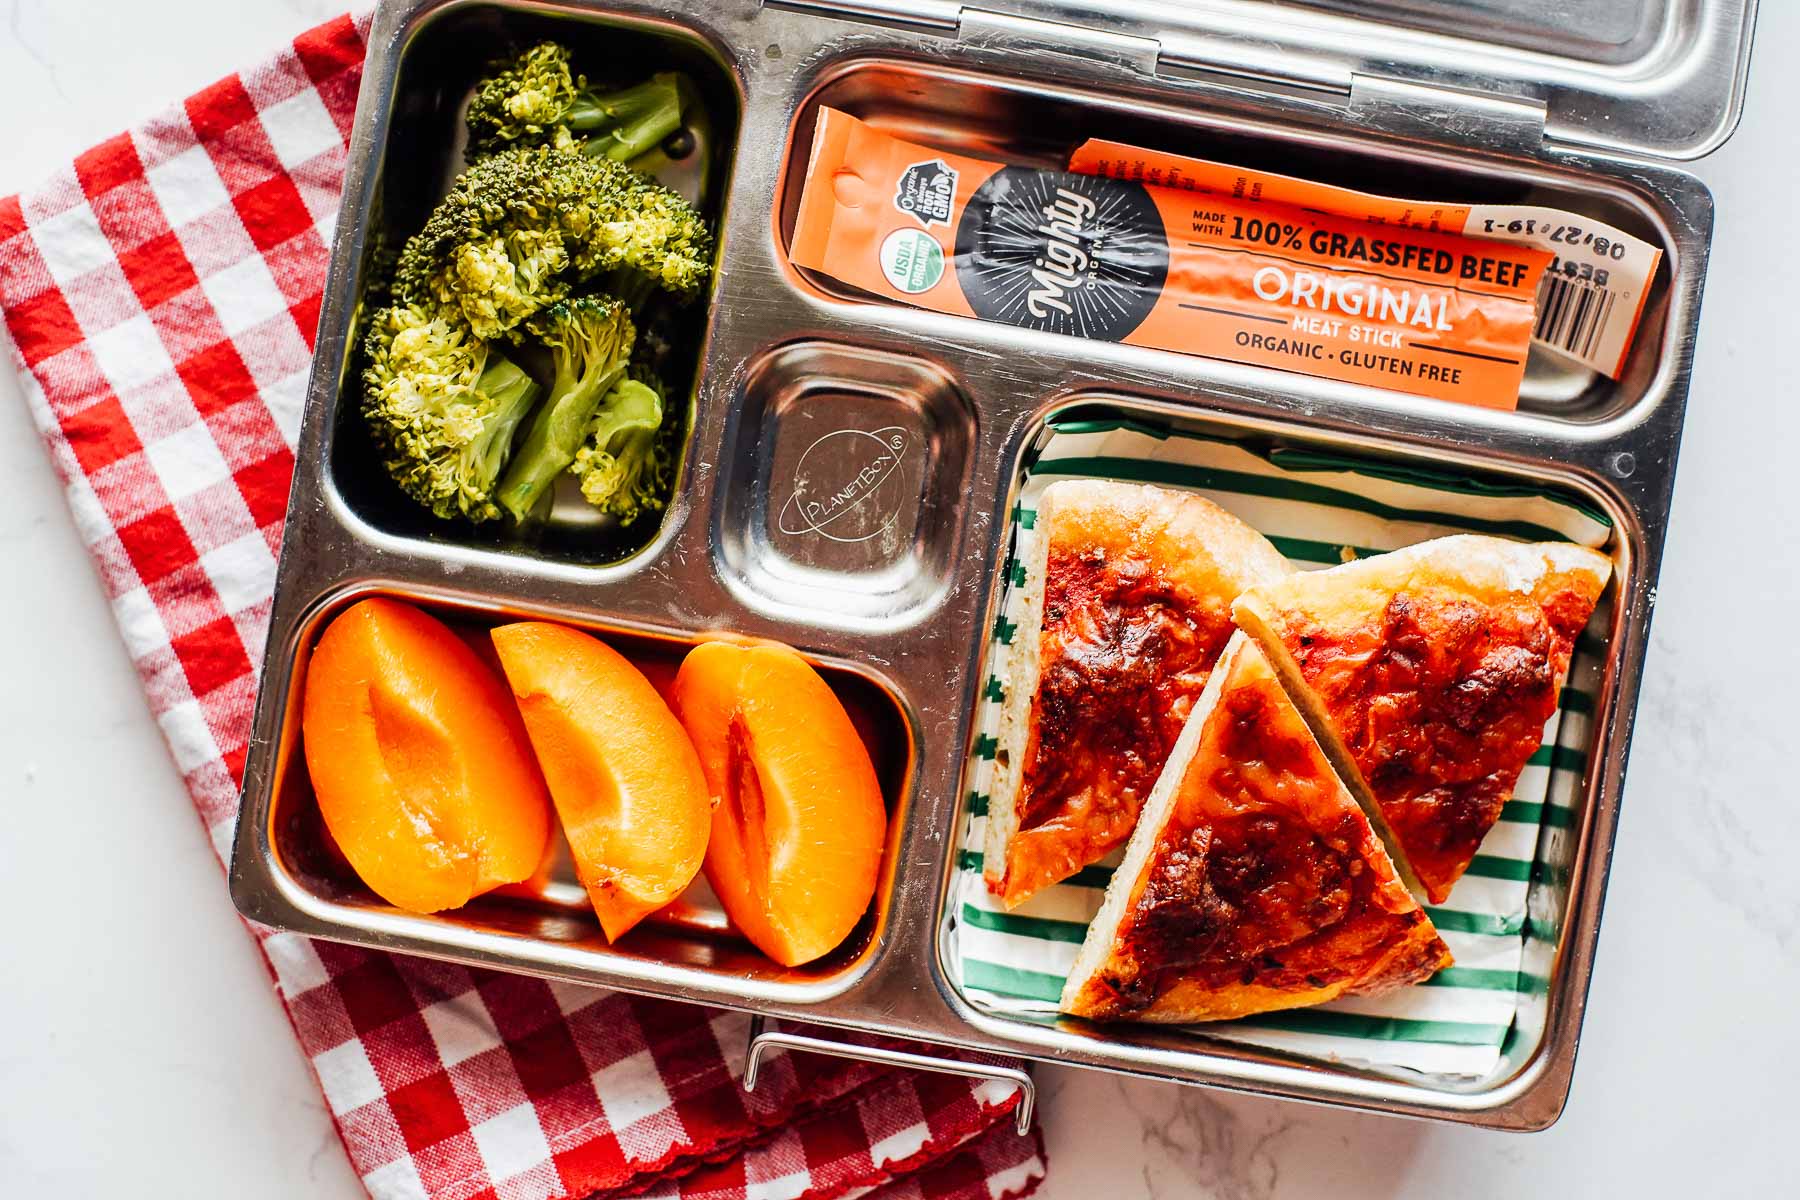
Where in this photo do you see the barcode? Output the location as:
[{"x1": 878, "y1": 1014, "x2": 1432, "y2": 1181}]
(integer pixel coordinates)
[{"x1": 1534, "y1": 272, "x2": 1617, "y2": 361}]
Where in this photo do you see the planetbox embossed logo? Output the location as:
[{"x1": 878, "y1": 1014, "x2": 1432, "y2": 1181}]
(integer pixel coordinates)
[{"x1": 778, "y1": 426, "x2": 911, "y2": 544}]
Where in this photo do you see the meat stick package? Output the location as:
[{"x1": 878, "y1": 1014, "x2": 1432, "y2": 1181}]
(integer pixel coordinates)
[{"x1": 789, "y1": 108, "x2": 1550, "y2": 410}]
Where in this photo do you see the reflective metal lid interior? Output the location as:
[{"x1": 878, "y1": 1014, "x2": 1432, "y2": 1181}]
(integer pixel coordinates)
[{"x1": 770, "y1": 0, "x2": 1759, "y2": 160}]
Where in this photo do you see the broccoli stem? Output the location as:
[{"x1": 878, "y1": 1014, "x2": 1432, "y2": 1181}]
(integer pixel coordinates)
[
  {"x1": 473, "y1": 354, "x2": 542, "y2": 489},
  {"x1": 569, "y1": 73, "x2": 683, "y2": 163},
  {"x1": 595, "y1": 266, "x2": 658, "y2": 314},
  {"x1": 623, "y1": 74, "x2": 711, "y2": 199},
  {"x1": 495, "y1": 361, "x2": 627, "y2": 523}
]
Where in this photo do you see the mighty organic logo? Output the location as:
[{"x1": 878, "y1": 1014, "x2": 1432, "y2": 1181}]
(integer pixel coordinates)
[
  {"x1": 1024, "y1": 187, "x2": 1099, "y2": 320},
  {"x1": 954, "y1": 167, "x2": 1169, "y2": 340}
]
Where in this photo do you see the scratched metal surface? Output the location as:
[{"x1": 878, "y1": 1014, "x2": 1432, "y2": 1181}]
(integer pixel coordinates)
[
  {"x1": 229, "y1": 0, "x2": 1749, "y2": 1130},
  {"x1": 1275, "y1": 0, "x2": 1663, "y2": 64}
]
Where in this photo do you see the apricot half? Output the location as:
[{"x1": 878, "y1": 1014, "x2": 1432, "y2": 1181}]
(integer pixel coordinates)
[
  {"x1": 301, "y1": 598, "x2": 553, "y2": 914},
  {"x1": 490, "y1": 622, "x2": 712, "y2": 941},
  {"x1": 672, "y1": 641, "x2": 888, "y2": 967}
]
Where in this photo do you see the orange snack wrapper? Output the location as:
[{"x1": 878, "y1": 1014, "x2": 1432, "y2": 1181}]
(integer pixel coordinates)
[{"x1": 790, "y1": 108, "x2": 1551, "y2": 409}]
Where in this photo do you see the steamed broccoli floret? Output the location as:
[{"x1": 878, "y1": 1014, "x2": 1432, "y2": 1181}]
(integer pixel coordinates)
[
  {"x1": 392, "y1": 146, "x2": 713, "y2": 340},
  {"x1": 494, "y1": 297, "x2": 636, "y2": 523},
  {"x1": 590, "y1": 172, "x2": 715, "y2": 301},
  {"x1": 568, "y1": 372, "x2": 674, "y2": 526},
  {"x1": 465, "y1": 42, "x2": 581, "y2": 153},
  {"x1": 466, "y1": 43, "x2": 686, "y2": 164},
  {"x1": 361, "y1": 303, "x2": 542, "y2": 522}
]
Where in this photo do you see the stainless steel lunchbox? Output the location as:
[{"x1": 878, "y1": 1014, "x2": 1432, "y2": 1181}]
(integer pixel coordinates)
[{"x1": 229, "y1": 0, "x2": 1759, "y2": 1131}]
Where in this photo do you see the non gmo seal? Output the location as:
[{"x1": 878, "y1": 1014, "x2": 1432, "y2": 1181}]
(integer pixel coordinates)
[{"x1": 894, "y1": 158, "x2": 958, "y2": 227}]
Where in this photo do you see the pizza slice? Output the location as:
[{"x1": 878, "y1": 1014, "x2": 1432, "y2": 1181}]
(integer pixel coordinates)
[
  {"x1": 1062, "y1": 631, "x2": 1449, "y2": 1022},
  {"x1": 1233, "y1": 534, "x2": 1611, "y2": 904},
  {"x1": 984, "y1": 480, "x2": 1290, "y2": 909}
]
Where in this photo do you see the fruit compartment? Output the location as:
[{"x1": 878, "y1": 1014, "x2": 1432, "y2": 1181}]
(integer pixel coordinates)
[
  {"x1": 773, "y1": 56, "x2": 1684, "y2": 424},
  {"x1": 324, "y1": 2, "x2": 740, "y2": 566},
  {"x1": 713, "y1": 341, "x2": 978, "y2": 632},
  {"x1": 933, "y1": 393, "x2": 1632, "y2": 1107},
  {"x1": 249, "y1": 583, "x2": 915, "y2": 1004}
]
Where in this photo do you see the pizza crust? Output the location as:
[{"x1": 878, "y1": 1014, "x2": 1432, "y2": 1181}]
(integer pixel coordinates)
[
  {"x1": 1237, "y1": 535, "x2": 1609, "y2": 632},
  {"x1": 983, "y1": 516, "x2": 1051, "y2": 897}
]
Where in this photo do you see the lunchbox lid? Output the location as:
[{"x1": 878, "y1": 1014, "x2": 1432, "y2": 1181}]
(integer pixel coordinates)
[{"x1": 771, "y1": 0, "x2": 1759, "y2": 160}]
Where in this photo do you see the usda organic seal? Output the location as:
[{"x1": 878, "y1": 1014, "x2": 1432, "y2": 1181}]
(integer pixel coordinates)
[{"x1": 879, "y1": 228, "x2": 945, "y2": 294}]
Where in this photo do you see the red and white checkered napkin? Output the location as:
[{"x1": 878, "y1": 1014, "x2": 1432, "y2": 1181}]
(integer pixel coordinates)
[{"x1": 0, "y1": 12, "x2": 1047, "y2": 1200}]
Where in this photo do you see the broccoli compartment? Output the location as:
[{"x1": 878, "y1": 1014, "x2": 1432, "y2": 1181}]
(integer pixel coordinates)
[{"x1": 355, "y1": 38, "x2": 717, "y2": 541}]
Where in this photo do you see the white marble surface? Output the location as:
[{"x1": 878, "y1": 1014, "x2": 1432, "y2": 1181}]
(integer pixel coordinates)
[{"x1": 1, "y1": 2, "x2": 1795, "y2": 1195}]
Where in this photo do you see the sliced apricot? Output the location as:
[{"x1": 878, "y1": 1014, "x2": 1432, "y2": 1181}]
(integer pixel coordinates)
[
  {"x1": 490, "y1": 622, "x2": 712, "y2": 941},
  {"x1": 301, "y1": 598, "x2": 552, "y2": 914},
  {"x1": 672, "y1": 641, "x2": 888, "y2": 967}
]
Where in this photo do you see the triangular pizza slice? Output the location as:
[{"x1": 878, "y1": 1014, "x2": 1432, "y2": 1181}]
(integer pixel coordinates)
[
  {"x1": 1063, "y1": 631, "x2": 1449, "y2": 1022},
  {"x1": 1233, "y1": 534, "x2": 1611, "y2": 904},
  {"x1": 985, "y1": 480, "x2": 1290, "y2": 909}
]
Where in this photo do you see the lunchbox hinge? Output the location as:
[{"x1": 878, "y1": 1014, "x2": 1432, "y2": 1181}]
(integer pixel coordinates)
[
  {"x1": 1347, "y1": 74, "x2": 1548, "y2": 153},
  {"x1": 1152, "y1": 31, "x2": 1353, "y2": 95}
]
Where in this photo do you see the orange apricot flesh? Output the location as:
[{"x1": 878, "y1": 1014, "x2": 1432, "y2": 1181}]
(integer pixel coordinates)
[
  {"x1": 490, "y1": 622, "x2": 713, "y2": 942},
  {"x1": 301, "y1": 598, "x2": 553, "y2": 914},
  {"x1": 672, "y1": 640, "x2": 888, "y2": 967}
]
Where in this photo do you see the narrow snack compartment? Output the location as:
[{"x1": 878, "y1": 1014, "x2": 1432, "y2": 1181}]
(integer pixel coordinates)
[
  {"x1": 327, "y1": 4, "x2": 740, "y2": 565},
  {"x1": 256, "y1": 587, "x2": 913, "y2": 999},
  {"x1": 714, "y1": 342, "x2": 975, "y2": 630},
  {"x1": 939, "y1": 395, "x2": 1625, "y2": 1097},
  {"x1": 776, "y1": 60, "x2": 1679, "y2": 421}
]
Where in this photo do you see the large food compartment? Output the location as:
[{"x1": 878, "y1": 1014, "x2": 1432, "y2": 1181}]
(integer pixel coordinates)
[{"x1": 936, "y1": 393, "x2": 1629, "y2": 1102}]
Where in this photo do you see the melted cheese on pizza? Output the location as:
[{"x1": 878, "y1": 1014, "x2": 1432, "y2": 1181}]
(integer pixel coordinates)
[
  {"x1": 1088, "y1": 644, "x2": 1444, "y2": 1018},
  {"x1": 1277, "y1": 574, "x2": 1595, "y2": 903},
  {"x1": 1005, "y1": 545, "x2": 1236, "y2": 901}
]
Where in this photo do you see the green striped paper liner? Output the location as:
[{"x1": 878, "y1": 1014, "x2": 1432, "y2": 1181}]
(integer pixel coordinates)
[{"x1": 948, "y1": 416, "x2": 1609, "y2": 1080}]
